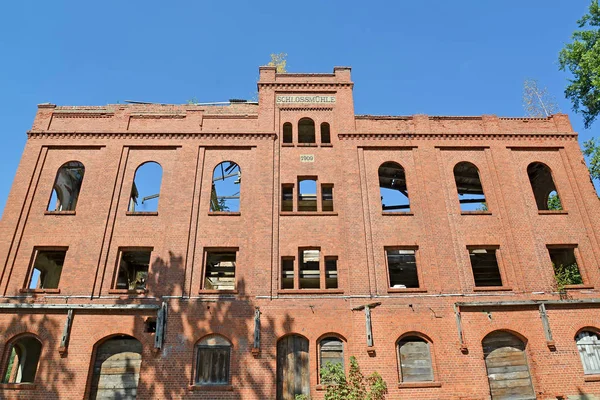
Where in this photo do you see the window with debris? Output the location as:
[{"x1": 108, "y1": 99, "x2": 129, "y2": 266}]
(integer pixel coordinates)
[
  {"x1": 397, "y1": 336, "x2": 434, "y2": 382},
  {"x1": 299, "y1": 249, "x2": 320, "y2": 289},
  {"x1": 454, "y1": 162, "x2": 487, "y2": 212},
  {"x1": 283, "y1": 122, "x2": 293, "y2": 144},
  {"x1": 386, "y1": 249, "x2": 419, "y2": 289},
  {"x1": 576, "y1": 331, "x2": 600, "y2": 375},
  {"x1": 298, "y1": 178, "x2": 317, "y2": 212},
  {"x1": 379, "y1": 162, "x2": 410, "y2": 212},
  {"x1": 210, "y1": 162, "x2": 241, "y2": 212},
  {"x1": 321, "y1": 122, "x2": 331, "y2": 144},
  {"x1": 195, "y1": 335, "x2": 231, "y2": 385},
  {"x1": 28, "y1": 249, "x2": 66, "y2": 290},
  {"x1": 129, "y1": 162, "x2": 162, "y2": 213},
  {"x1": 319, "y1": 337, "x2": 343, "y2": 373},
  {"x1": 204, "y1": 251, "x2": 236, "y2": 291},
  {"x1": 2, "y1": 336, "x2": 42, "y2": 384},
  {"x1": 115, "y1": 249, "x2": 151, "y2": 291},
  {"x1": 548, "y1": 246, "x2": 583, "y2": 286},
  {"x1": 322, "y1": 184, "x2": 334, "y2": 212},
  {"x1": 527, "y1": 162, "x2": 562, "y2": 211},
  {"x1": 298, "y1": 118, "x2": 315, "y2": 144},
  {"x1": 468, "y1": 248, "x2": 502, "y2": 287},
  {"x1": 281, "y1": 184, "x2": 294, "y2": 212},
  {"x1": 47, "y1": 161, "x2": 85, "y2": 212}
]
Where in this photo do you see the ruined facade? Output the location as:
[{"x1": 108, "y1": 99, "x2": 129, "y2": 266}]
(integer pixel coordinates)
[{"x1": 0, "y1": 66, "x2": 599, "y2": 399}]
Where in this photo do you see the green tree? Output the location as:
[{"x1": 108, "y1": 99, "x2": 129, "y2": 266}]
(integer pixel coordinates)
[
  {"x1": 583, "y1": 138, "x2": 600, "y2": 182},
  {"x1": 559, "y1": 0, "x2": 600, "y2": 128},
  {"x1": 319, "y1": 356, "x2": 387, "y2": 400},
  {"x1": 548, "y1": 193, "x2": 562, "y2": 210}
]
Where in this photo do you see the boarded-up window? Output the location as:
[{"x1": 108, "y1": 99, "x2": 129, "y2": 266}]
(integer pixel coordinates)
[
  {"x1": 298, "y1": 118, "x2": 315, "y2": 143},
  {"x1": 320, "y1": 337, "x2": 343, "y2": 370},
  {"x1": 397, "y1": 336, "x2": 433, "y2": 382},
  {"x1": 204, "y1": 251, "x2": 236, "y2": 291},
  {"x1": 48, "y1": 161, "x2": 85, "y2": 212},
  {"x1": 283, "y1": 123, "x2": 293, "y2": 144},
  {"x1": 28, "y1": 249, "x2": 66, "y2": 290},
  {"x1": 576, "y1": 331, "x2": 600, "y2": 375},
  {"x1": 277, "y1": 335, "x2": 310, "y2": 400},
  {"x1": 321, "y1": 123, "x2": 331, "y2": 144},
  {"x1": 469, "y1": 248, "x2": 502, "y2": 287},
  {"x1": 2, "y1": 336, "x2": 42, "y2": 384},
  {"x1": 483, "y1": 331, "x2": 535, "y2": 400},
  {"x1": 386, "y1": 249, "x2": 419, "y2": 288},
  {"x1": 195, "y1": 335, "x2": 231, "y2": 385}
]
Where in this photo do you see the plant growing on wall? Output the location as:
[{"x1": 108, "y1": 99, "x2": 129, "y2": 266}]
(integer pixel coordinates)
[
  {"x1": 554, "y1": 262, "x2": 583, "y2": 292},
  {"x1": 319, "y1": 356, "x2": 387, "y2": 400}
]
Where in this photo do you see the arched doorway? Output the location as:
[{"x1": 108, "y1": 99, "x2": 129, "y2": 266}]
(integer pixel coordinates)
[
  {"x1": 89, "y1": 335, "x2": 143, "y2": 400},
  {"x1": 276, "y1": 335, "x2": 309, "y2": 400},
  {"x1": 483, "y1": 331, "x2": 535, "y2": 400}
]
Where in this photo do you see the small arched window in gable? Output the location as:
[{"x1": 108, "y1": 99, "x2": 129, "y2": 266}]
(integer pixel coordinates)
[
  {"x1": 48, "y1": 161, "x2": 85, "y2": 212},
  {"x1": 576, "y1": 330, "x2": 600, "y2": 375},
  {"x1": 321, "y1": 122, "x2": 331, "y2": 144},
  {"x1": 210, "y1": 162, "x2": 241, "y2": 212},
  {"x1": 129, "y1": 162, "x2": 162, "y2": 213},
  {"x1": 283, "y1": 123, "x2": 293, "y2": 144},
  {"x1": 298, "y1": 118, "x2": 315, "y2": 144},
  {"x1": 195, "y1": 335, "x2": 232, "y2": 385},
  {"x1": 2, "y1": 336, "x2": 42, "y2": 383},
  {"x1": 527, "y1": 162, "x2": 563, "y2": 210},
  {"x1": 397, "y1": 336, "x2": 434, "y2": 382},
  {"x1": 454, "y1": 162, "x2": 487, "y2": 211},
  {"x1": 379, "y1": 162, "x2": 409, "y2": 212}
]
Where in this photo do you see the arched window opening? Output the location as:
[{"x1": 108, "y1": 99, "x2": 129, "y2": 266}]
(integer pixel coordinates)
[
  {"x1": 454, "y1": 162, "x2": 487, "y2": 211},
  {"x1": 48, "y1": 161, "x2": 85, "y2": 212},
  {"x1": 195, "y1": 335, "x2": 232, "y2": 385},
  {"x1": 283, "y1": 123, "x2": 293, "y2": 144},
  {"x1": 379, "y1": 162, "x2": 409, "y2": 212},
  {"x1": 277, "y1": 335, "x2": 309, "y2": 400},
  {"x1": 89, "y1": 335, "x2": 142, "y2": 399},
  {"x1": 320, "y1": 337, "x2": 343, "y2": 371},
  {"x1": 321, "y1": 122, "x2": 331, "y2": 144},
  {"x1": 397, "y1": 336, "x2": 433, "y2": 382},
  {"x1": 482, "y1": 331, "x2": 535, "y2": 399},
  {"x1": 210, "y1": 162, "x2": 241, "y2": 212},
  {"x1": 298, "y1": 178, "x2": 317, "y2": 212},
  {"x1": 298, "y1": 118, "x2": 315, "y2": 144},
  {"x1": 2, "y1": 336, "x2": 41, "y2": 384},
  {"x1": 129, "y1": 162, "x2": 162, "y2": 212},
  {"x1": 527, "y1": 162, "x2": 562, "y2": 210},
  {"x1": 576, "y1": 331, "x2": 600, "y2": 374}
]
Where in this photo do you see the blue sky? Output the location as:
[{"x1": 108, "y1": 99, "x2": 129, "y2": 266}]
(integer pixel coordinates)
[{"x1": 0, "y1": 1, "x2": 596, "y2": 216}]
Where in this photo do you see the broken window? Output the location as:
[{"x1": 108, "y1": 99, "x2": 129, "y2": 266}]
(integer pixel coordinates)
[
  {"x1": 527, "y1": 162, "x2": 563, "y2": 211},
  {"x1": 128, "y1": 162, "x2": 162, "y2": 212},
  {"x1": 454, "y1": 162, "x2": 487, "y2": 211},
  {"x1": 298, "y1": 178, "x2": 317, "y2": 212},
  {"x1": 576, "y1": 331, "x2": 600, "y2": 375},
  {"x1": 204, "y1": 251, "x2": 236, "y2": 291},
  {"x1": 322, "y1": 184, "x2": 334, "y2": 212},
  {"x1": 299, "y1": 249, "x2": 320, "y2": 289},
  {"x1": 195, "y1": 335, "x2": 231, "y2": 385},
  {"x1": 28, "y1": 249, "x2": 66, "y2": 290},
  {"x1": 379, "y1": 162, "x2": 409, "y2": 212},
  {"x1": 548, "y1": 247, "x2": 583, "y2": 286},
  {"x1": 321, "y1": 122, "x2": 331, "y2": 144},
  {"x1": 115, "y1": 249, "x2": 151, "y2": 291},
  {"x1": 281, "y1": 257, "x2": 295, "y2": 289},
  {"x1": 386, "y1": 249, "x2": 419, "y2": 289},
  {"x1": 325, "y1": 257, "x2": 338, "y2": 289},
  {"x1": 397, "y1": 336, "x2": 434, "y2": 382},
  {"x1": 283, "y1": 122, "x2": 293, "y2": 144},
  {"x1": 281, "y1": 184, "x2": 294, "y2": 212},
  {"x1": 210, "y1": 162, "x2": 241, "y2": 212},
  {"x1": 468, "y1": 248, "x2": 502, "y2": 287},
  {"x1": 47, "y1": 161, "x2": 85, "y2": 212},
  {"x1": 298, "y1": 118, "x2": 315, "y2": 144},
  {"x1": 3, "y1": 336, "x2": 42, "y2": 384},
  {"x1": 320, "y1": 337, "x2": 343, "y2": 371}
]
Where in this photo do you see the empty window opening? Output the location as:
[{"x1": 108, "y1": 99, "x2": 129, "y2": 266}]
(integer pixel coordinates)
[
  {"x1": 195, "y1": 335, "x2": 231, "y2": 385},
  {"x1": 322, "y1": 184, "x2": 334, "y2": 212},
  {"x1": 144, "y1": 318, "x2": 157, "y2": 333},
  {"x1": 548, "y1": 247, "x2": 582, "y2": 286},
  {"x1": 3, "y1": 336, "x2": 42, "y2": 384},
  {"x1": 115, "y1": 250, "x2": 151, "y2": 291},
  {"x1": 379, "y1": 162, "x2": 410, "y2": 212},
  {"x1": 325, "y1": 257, "x2": 338, "y2": 289},
  {"x1": 527, "y1": 162, "x2": 562, "y2": 211},
  {"x1": 320, "y1": 337, "x2": 343, "y2": 371},
  {"x1": 298, "y1": 118, "x2": 315, "y2": 143},
  {"x1": 204, "y1": 251, "x2": 236, "y2": 290},
  {"x1": 397, "y1": 337, "x2": 434, "y2": 382},
  {"x1": 281, "y1": 258, "x2": 295, "y2": 289},
  {"x1": 281, "y1": 185, "x2": 294, "y2": 212},
  {"x1": 299, "y1": 249, "x2": 320, "y2": 289},
  {"x1": 129, "y1": 162, "x2": 162, "y2": 212},
  {"x1": 321, "y1": 123, "x2": 331, "y2": 144},
  {"x1": 283, "y1": 123, "x2": 293, "y2": 144},
  {"x1": 298, "y1": 179, "x2": 317, "y2": 212},
  {"x1": 386, "y1": 249, "x2": 419, "y2": 288},
  {"x1": 576, "y1": 331, "x2": 600, "y2": 375},
  {"x1": 210, "y1": 162, "x2": 241, "y2": 212},
  {"x1": 28, "y1": 249, "x2": 66, "y2": 290},
  {"x1": 469, "y1": 248, "x2": 502, "y2": 287},
  {"x1": 47, "y1": 161, "x2": 85, "y2": 212},
  {"x1": 454, "y1": 162, "x2": 487, "y2": 211}
]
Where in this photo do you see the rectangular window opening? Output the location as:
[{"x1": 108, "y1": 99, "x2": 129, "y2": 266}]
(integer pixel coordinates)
[
  {"x1": 386, "y1": 249, "x2": 419, "y2": 289},
  {"x1": 299, "y1": 249, "x2": 320, "y2": 289},
  {"x1": 469, "y1": 248, "x2": 502, "y2": 287},
  {"x1": 282, "y1": 185, "x2": 294, "y2": 212},
  {"x1": 204, "y1": 251, "x2": 236, "y2": 290},
  {"x1": 28, "y1": 249, "x2": 66, "y2": 290},
  {"x1": 195, "y1": 346, "x2": 231, "y2": 385},
  {"x1": 325, "y1": 257, "x2": 338, "y2": 289},
  {"x1": 115, "y1": 250, "x2": 151, "y2": 291},
  {"x1": 322, "y1": 184, "x2": 334, "y2": 212},
  {"x1": 548, "y1": 247, "x2": 583, "y2": 286},
  {"x1": 281, "y1": 257, "x2": 294, "y2": 289}
]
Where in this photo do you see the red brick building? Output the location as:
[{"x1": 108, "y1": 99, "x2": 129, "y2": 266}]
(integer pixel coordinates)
[{"x1": 0, "y1": 66, "x2": 599, "y2": 399}]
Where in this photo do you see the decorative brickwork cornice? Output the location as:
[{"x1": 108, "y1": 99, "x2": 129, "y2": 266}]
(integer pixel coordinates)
[
  {"x1": 27, "y1": 131, "x2": 276, "y2": 140},
  {"x1": 338, "y1": 132, "x2": 578, "y2": 140},
  {"x1": 257, "y1": 83, "x2": 353, "y2": 88}
]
